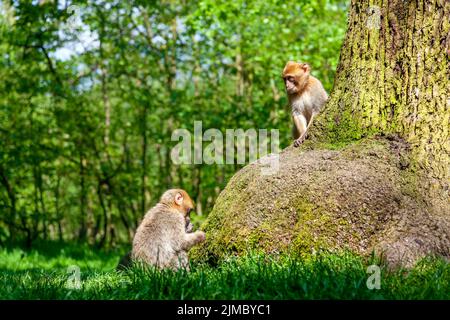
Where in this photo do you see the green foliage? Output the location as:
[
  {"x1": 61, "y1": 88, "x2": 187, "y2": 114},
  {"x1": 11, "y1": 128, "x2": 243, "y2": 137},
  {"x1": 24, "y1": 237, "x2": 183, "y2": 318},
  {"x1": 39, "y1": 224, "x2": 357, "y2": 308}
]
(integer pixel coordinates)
[
  {"x1": 0, "y1": 244, "x2": 448, "y2": 299},
  {"x1": 0, "y1": 0, "x2": 348, "y2": 245}
]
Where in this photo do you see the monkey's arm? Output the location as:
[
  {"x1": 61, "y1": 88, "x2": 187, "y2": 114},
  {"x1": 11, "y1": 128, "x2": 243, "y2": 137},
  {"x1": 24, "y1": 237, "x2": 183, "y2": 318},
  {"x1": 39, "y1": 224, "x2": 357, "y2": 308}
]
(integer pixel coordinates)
[{"x1": 292, "y1": 112, "x2": 308, "y2": 147}]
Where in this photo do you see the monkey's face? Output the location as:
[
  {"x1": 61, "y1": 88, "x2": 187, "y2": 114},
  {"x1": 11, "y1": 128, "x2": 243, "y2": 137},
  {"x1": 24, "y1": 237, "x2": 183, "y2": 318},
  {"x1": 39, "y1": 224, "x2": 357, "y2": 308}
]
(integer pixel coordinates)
[
  {"x1": 161, "y1": 189, "x2": 195, "y2": 232},
  {"x1": 174, "y1": 192, "x2": 194, "y2": 214},
  {"x1": 282, "y1": 61, "x2": 310, "y2": 95},
  {"x1": 283, "y1": 75, "x2": 299, "y2": 94},
  {"x1": 174, "y1": 190, "x2": 195, "y2": 229}
]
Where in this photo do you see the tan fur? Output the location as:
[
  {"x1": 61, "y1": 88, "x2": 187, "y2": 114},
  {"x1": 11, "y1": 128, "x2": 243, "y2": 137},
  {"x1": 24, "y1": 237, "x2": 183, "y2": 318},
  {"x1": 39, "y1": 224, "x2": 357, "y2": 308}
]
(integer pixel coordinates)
[
  {"x1": 282, "y1": 61, "x2": 328, "y2": 146},
  {"x1": 131, "y1": 189, "x2": 205, "y2": 270}
]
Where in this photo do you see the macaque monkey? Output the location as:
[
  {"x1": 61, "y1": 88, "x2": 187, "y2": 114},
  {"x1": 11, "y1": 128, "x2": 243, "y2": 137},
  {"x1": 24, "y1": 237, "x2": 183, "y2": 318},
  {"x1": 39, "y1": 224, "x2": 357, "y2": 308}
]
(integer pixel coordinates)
[
  {"x1": 282, "y1": 61, "x2": 328, "y2": 147},
  {"x1": 116, "y1": 215, "x2": 195, "y2": 271},
  {"x1": 130, "y1": 189, "x2": 205, "y2": 270}
]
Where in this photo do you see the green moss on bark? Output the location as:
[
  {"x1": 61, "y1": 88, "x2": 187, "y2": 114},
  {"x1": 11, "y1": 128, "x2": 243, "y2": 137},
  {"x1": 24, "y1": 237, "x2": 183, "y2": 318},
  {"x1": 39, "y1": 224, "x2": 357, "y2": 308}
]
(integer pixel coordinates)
[
  {"x1": 191, "y1": 138, "x2": 449, "y2": 267},
  {"x1": 312, "y1": 0, "x2": 450, "y2": 183}
]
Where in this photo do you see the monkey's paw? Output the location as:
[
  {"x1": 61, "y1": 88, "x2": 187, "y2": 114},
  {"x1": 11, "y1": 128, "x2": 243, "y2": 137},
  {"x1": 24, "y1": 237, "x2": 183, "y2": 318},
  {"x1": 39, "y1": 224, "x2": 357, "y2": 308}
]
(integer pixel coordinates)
[
  {"x1": 186, "y1": 222, "x2": 194, "y2": 233},
  {"x1": 294, "y1": 135, "x2": 307, "y2": 147},
  {"x1": 196, "y1": 231, "x2": 206, "y2": 243}
]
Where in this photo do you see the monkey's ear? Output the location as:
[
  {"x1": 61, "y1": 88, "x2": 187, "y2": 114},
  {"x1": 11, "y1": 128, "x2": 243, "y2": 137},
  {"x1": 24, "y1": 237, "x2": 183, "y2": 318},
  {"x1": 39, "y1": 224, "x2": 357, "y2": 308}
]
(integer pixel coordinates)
[
  {"x1": 299, "y1": 63, "x2": 310, "y2": 73},
  {"x1": 175, "y1": 192, "x2": 184, "y2": 206}
]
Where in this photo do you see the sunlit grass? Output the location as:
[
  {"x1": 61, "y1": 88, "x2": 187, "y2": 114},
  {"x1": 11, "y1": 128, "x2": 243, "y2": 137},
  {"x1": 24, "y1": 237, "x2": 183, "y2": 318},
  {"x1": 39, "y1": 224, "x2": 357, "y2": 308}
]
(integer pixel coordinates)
[{"x1": 0, "y1": 243, "x2": 448, "y2": 300}]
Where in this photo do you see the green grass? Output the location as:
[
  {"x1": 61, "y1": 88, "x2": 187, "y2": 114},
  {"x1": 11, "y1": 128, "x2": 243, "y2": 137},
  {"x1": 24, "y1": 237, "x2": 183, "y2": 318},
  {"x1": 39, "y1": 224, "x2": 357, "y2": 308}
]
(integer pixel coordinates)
[{"x1": 0, "y1": 242, "x2": 448, "y2": 299}]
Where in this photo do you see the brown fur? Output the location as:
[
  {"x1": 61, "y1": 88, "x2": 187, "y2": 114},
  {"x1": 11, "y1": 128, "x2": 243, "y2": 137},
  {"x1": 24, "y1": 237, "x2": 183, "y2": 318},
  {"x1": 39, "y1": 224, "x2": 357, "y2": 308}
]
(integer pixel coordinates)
[
  {"x1": 131, "y1": 189, "x2": 205, "y2": 270},
  {"x1": 282, "y1": 61, "x2": 328, "y2": 146}
]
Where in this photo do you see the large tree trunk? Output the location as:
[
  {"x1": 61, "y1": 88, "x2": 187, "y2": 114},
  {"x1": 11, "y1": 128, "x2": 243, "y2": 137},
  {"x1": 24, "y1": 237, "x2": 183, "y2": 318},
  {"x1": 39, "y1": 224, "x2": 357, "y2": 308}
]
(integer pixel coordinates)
[
  {"x1": 191, "y1": 0, "x2": 450, "y2": 268},
  {"x1": 318, "y1": 0, "x2": 449, "y2": 184}
]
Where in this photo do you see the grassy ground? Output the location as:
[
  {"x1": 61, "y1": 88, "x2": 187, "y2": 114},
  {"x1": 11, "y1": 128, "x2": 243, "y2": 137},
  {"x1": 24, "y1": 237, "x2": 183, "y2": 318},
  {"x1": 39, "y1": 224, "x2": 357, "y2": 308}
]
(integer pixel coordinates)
[{"x1": 0, "y1": 242, "x2": 448, "y2": 299}]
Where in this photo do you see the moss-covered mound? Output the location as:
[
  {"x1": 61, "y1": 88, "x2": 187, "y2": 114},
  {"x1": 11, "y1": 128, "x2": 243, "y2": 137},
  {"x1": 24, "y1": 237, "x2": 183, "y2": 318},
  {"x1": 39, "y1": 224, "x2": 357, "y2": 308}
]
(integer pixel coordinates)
[{"x1": 191, "y1": 137, "x2": 450, "y2": 268}]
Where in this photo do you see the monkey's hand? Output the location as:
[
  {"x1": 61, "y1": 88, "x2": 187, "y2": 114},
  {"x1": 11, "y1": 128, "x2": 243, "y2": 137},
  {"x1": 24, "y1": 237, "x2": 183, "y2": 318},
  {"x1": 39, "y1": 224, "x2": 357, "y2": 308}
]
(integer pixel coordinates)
[
  {"x1": 195, "y1": 231, "x2": 206, "y2": 243},
  {"x1": 185, "y1": 222, "x2": 194, "y2": 233},
  {"x1": 182, "y1": 231, "x2": 206, "y2": 250},
  {"x1": 294, "y1": 133, "x2": 307, "y2": 147}
]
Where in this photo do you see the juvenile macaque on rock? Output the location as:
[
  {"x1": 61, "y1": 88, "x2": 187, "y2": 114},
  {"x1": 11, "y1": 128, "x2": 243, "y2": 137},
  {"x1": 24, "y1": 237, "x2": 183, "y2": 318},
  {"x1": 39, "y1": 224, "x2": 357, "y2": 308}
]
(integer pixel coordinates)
[{"x1": 282, "y1": 61, "x2": 328, "y2": 146}]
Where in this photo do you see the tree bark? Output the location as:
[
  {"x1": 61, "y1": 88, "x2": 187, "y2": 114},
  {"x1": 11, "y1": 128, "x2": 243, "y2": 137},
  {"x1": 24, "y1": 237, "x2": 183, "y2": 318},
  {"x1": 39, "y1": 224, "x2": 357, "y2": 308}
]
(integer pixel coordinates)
[
  {"x1": 0, "y1": 164, "x2": 16, "y2": 241},
  {"x1": 316, "y1": 0, "x2": 449, "y2": 185},
  {"x1": 141, "y1": 102, "x2": 149, "y2": 215},
  {"x1": 78, "y1": 152, "x2": 87, "y2": 241}
]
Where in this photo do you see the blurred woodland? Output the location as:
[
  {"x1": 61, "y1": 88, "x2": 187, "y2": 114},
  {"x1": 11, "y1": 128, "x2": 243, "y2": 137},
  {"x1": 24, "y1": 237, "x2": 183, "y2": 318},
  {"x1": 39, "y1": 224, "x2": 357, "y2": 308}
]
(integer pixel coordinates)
[{"x1": 0, "y1": 0, "x2": 348, "y2": 246}]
